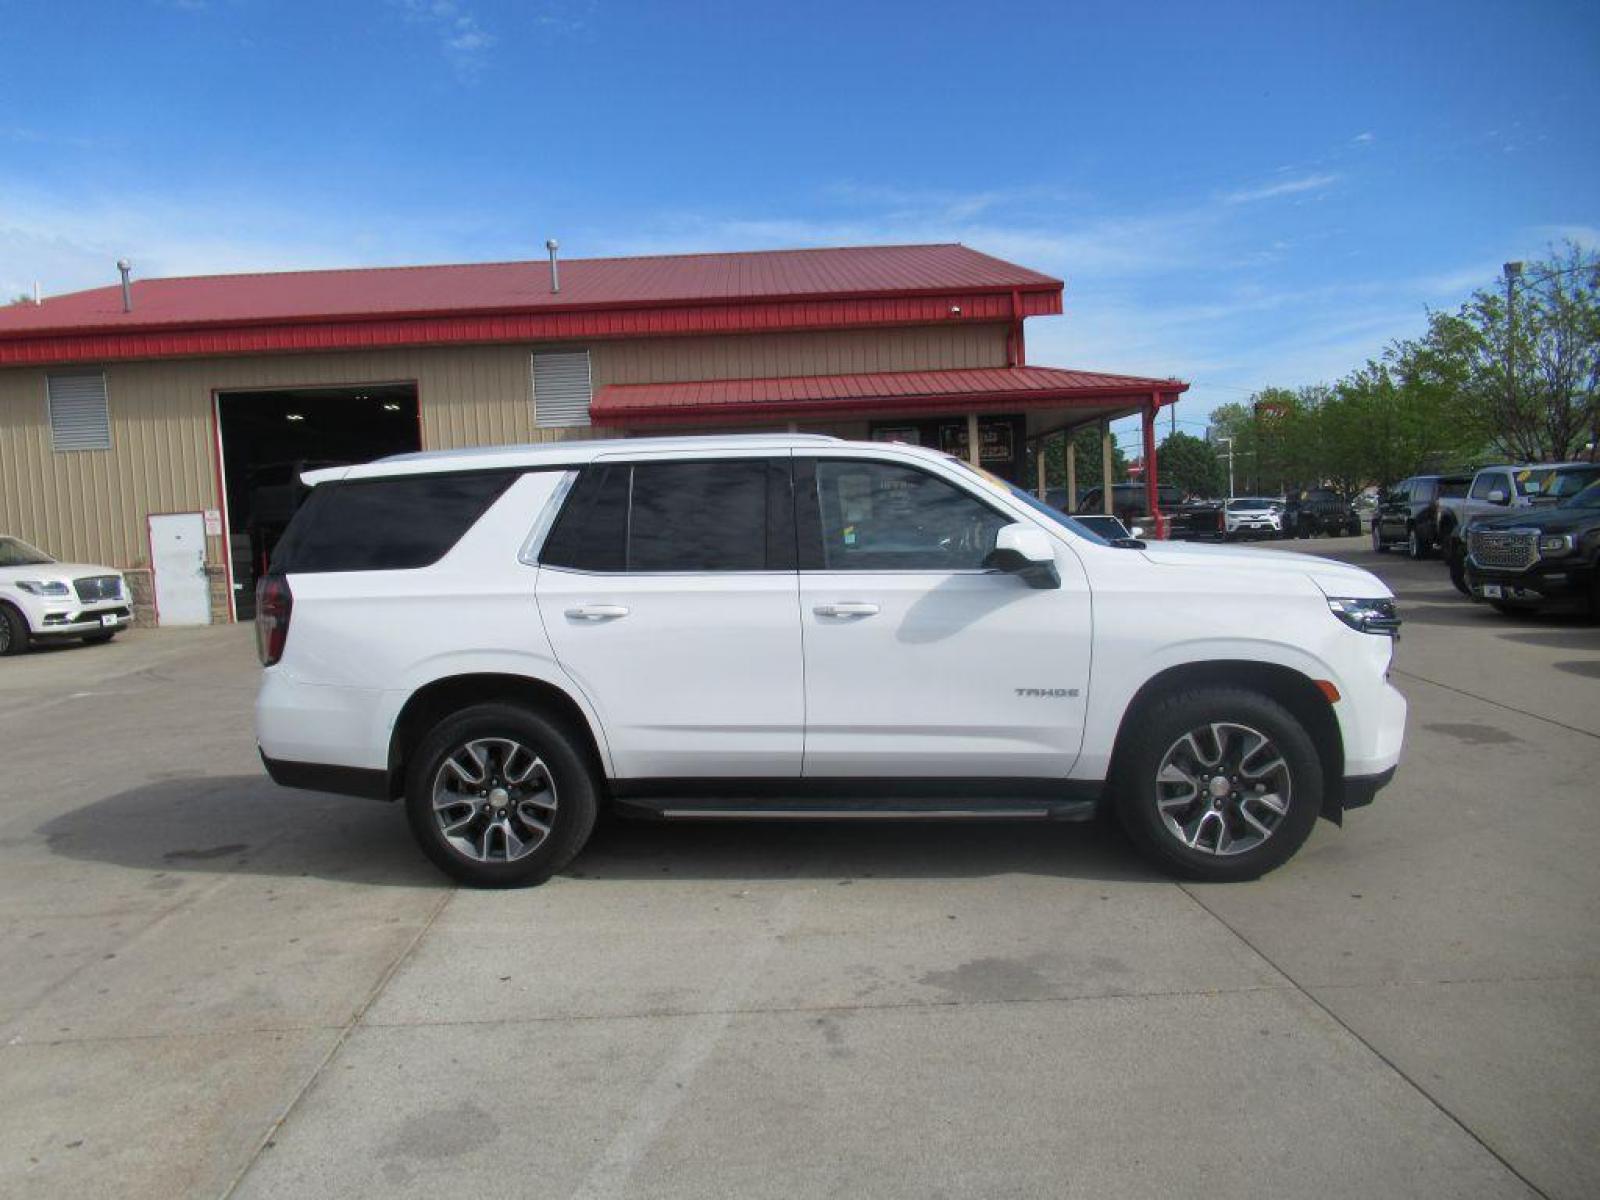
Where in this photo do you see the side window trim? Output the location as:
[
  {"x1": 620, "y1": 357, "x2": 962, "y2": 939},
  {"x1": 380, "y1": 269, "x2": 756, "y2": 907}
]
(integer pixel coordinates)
[{"x1": 518, "y1": 469, "x2": 579, "y2": 566}]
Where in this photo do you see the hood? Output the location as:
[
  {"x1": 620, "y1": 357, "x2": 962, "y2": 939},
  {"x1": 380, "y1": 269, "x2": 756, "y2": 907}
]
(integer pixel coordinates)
[
  {"x1": 1470, "y1": 505, "x2": 1600, "y2": 535},
  {"x1": 1138, "y1": 539, "x2": 1390, "y2": 598},
  {"x1": 0, "y1": 562, "x2": 123, "y2": 582}
]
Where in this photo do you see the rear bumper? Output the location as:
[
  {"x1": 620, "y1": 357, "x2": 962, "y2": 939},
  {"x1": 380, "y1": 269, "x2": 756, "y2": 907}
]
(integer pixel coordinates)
[{"x1": 259, "y1": 750, "x2": 391, "y2": 800}]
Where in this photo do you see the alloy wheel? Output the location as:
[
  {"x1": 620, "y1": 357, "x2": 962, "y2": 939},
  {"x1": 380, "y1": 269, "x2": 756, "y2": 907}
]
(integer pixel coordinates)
[
  {"x1": 431, "y1": 737, "x2": 558, "y2": 863},
  {"x1": 1153, "y1": 722, "x2": 1292, "y2": 856}
]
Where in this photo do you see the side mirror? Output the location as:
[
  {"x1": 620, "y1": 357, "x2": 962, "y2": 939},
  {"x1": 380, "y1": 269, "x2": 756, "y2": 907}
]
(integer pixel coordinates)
[
  {"x1": 1488, "y1": 488, "x2": 1508, "y2": 505},
  {"x1": 984, "y1": 523, "x2": 1060, "y2": 589}
]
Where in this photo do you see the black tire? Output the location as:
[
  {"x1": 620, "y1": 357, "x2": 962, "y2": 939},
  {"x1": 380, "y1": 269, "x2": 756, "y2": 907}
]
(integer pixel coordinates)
[
  {"x1": 1347, "y1": 518, "x2": 1361, "y2": 537},
  {"x1": 1113, "y1": 686, "x2": 1323, "y2": 883},
  {"x1": 1448, "y1": 544, "x2": 1470, "y2": 596},
  {"x1": 1406, "y1": 526, "x2": 1427, "y2": 560},
  {"x1": 81, "y1": 631, "x2": 117, "y2": 645},
  {"x1": 1371, "y1": 523, "x2": 1386, "y2": 553},
  {"x1": 404, "y1": 702, "x2": 598, "y2": 888},
  {"x1": 0, "y1": 603, "x2": 28, "y2": 656}
]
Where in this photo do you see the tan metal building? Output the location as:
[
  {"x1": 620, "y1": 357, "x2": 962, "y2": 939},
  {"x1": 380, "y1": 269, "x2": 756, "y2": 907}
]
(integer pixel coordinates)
[{"x1": 0, "y1": 244, "x2": 1184, "y2": 625}]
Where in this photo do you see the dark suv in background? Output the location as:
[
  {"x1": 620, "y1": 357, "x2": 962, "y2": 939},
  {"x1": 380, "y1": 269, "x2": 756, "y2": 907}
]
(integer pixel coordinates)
[
  {"x1": 1372, "y1": 473, "x2": 1472, "y2": 559},
  {"x1": 1283, "y1": 488, "x2": 1362, "y2": 538}
]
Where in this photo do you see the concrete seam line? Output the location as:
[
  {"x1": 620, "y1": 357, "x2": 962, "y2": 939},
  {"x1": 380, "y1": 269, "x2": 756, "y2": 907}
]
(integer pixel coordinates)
[
  {"x1": 1392, "y1": 667, "x2": 1600, "y2": 742},
  {"x1": 217, "y1": 885, "x2": 456, "y2": 1200},
  {"x1": 1176, "y1": 884, "x2": 1553, "y2": 1200},
  {"x1": 568, "y1": 885, "x2": 818, "y2": 1200}
]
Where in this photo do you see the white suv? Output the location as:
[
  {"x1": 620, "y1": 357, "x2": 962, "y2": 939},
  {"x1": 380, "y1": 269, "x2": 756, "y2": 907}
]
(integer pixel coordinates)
[
  {"x1": 0, "y1": 536, "x2": 132, "y2": 655},
  {"x1": 255, "y1": 435, "x2": 1406, "y2": 886}
]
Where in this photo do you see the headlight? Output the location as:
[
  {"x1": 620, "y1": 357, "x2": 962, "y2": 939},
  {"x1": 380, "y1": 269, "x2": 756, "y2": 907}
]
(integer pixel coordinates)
[
  {"x1": 15, "y1": 580, "x2": 70, "y2": 597},
  {"x1": 1327, "y1": 596, "x2": 1401, "y2": 636},
  {"x1": 1538, "y1": 534, "x2": 1573, "y2": 556}
]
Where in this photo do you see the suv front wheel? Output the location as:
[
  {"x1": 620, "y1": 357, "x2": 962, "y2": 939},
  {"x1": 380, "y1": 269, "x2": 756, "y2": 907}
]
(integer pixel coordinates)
[
  {"x1": 1114, "y1": 687, "x2": 1323, "y2": 882},
  {"x1": 404, "y1": 703, "x2": 598, "y2": 887}
]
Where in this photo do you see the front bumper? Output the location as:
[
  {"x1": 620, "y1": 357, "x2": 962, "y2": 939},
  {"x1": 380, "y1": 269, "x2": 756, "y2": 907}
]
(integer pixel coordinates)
[
  {"x1": 28, "y1": 603, "x2": 132, "y2": 637},
  {"x1": 1225, "y1": 519, "x2": 1281, "y2": 538},
  {"x1": 1464, "y1": 558, "x2": 1594, "y2": 609}
]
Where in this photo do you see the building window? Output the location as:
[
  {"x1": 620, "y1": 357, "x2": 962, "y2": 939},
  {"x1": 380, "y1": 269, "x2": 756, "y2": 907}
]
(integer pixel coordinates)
[
  {"x1": 533, "y1": 350, "x2": 592, "y2": 428},
  {"x1": 46, "y1": 372, "x2": 111, "y2": 451}
]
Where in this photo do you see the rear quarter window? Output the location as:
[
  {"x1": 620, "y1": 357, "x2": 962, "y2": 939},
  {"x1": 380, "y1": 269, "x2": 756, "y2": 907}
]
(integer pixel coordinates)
[{"x1": 270, "y1": 470, "x2": 518, "y2": 573}]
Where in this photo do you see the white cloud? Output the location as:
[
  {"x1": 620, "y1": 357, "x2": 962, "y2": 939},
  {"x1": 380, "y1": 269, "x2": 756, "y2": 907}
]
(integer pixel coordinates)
[
  {"x1": 1222, "y1": 173, "x2": 1339, "y2": 205},
  {"x1": 1352, "y1": 132, "x2": 1375, "y2": 144},
  {"x1": 394, "y1": 0, "x2": 496, "y2": 77}
]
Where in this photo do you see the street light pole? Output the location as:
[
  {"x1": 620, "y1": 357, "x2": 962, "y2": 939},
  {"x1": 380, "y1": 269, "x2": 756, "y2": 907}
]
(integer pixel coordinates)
[
  {"x1": 1215, "y1": 436, "x2": 1236, "y2": 498},
  {"x1": 1504, "y1": 261, "x2": 1523, "y2": 428}
]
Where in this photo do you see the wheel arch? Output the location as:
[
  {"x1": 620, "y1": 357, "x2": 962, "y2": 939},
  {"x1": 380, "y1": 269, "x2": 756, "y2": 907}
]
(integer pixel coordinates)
[
  {"x1": 387, "y1": 673, "x2": 610, "y2": 800},
  {"x1": 1108, "y1": 660, "x2": 1347, "y2": 824}
]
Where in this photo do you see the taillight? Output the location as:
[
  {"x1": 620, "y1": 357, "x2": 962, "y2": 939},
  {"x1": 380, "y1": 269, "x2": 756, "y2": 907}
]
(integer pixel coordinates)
[{"x1": 255, "y1": 575, "x2": 293, "y2": 667}]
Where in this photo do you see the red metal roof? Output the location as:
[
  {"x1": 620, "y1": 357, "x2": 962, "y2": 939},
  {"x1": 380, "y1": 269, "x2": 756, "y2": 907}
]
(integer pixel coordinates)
[
  {"x1": 0, "y1": 244, "x2": 1059, "y2": 357},
  {"x1": 591, "y1": 366, "x2": 1187, "y2": 425}
]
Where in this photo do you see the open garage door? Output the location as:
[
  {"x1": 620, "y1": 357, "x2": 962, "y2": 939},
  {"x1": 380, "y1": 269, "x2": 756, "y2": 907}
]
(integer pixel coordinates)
[{"x1": 218, "y1": 383, "x2": 421, "y2": 618}]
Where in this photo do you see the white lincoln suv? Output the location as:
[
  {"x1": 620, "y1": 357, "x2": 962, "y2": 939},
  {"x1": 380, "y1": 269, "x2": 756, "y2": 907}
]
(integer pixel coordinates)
[
  {"x1": 254, "y1": 435, "x2": 1406, "y2": 886},
  {"x1": 0, "y1": 536, "x2": 132, "y2": 655}
]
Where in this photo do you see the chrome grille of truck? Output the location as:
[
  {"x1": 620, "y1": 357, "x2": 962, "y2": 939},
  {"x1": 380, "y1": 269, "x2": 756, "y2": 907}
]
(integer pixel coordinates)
[
  {"x1": 73, "y1": 575, "x2": 122, "y2": 603},
  {"x1": 1468, "y1": 529, "x2": 1537, "y2": 571}
]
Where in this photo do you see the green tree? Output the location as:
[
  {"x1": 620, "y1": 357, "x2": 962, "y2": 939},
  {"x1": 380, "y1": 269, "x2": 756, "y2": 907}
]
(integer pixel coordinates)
[
  {"x1": 1026, "y1": 426, "x2": 1129, "y2": 498},
  {"x1": 1430, "y1": 242, "x2": 1600, "y2": 462},
  {"x1": 1156, "y1": 430, "x2": 1225, "y2": 497}
]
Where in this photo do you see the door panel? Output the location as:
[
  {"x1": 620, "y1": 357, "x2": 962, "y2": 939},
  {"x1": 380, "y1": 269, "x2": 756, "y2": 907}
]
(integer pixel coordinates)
[
  {"x1": 795, "y1": 455, "x2": 1090, "y2": 778},
  {"x1": 537, "y1": 570, "x2": 803, "y2": 778},
  {"x1": 148, "y1": 512, "x2": 211, "y2": 626}
]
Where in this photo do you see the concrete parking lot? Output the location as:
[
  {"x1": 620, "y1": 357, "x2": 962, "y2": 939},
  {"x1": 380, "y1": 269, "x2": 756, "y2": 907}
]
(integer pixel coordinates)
[{"x1": 1, "y1": 536, "x2": 1595, "y2": 1200}]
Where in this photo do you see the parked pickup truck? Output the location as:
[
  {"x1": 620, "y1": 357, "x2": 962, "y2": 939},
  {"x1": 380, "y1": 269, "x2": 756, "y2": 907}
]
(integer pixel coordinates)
[
  {"x1": 1440, "y1": 463, "x2": 1600, "y2": 592},
  {"x1": 1464, "y1": 474, "x2": 1600, "y2": 619}
]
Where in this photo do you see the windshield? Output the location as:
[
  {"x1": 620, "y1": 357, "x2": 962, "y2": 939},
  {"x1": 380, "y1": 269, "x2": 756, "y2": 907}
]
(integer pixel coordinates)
[
  {"x1": 1226, "y1": 498, "x2": 1274, "y2": 511},
  {"x1": 948, "y1": 458, "x2": 1112, "y2": 545},
  {"x1": 1543, "y1": 466, "x2": 1600, "y2": 501},
  {"x1": 1564, "y1": 479, "x2": 1600, "y2": 509},
  {"x1": 0, "y1": 536, "x2": 55, "y2": 567}
]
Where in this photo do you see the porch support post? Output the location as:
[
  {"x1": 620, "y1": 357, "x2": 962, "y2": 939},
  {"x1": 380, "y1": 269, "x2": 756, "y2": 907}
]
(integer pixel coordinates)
[
  {"x1": 1100, "y1": 420, "x2": 1114, "y2": 514},
  {"x1": 1035, "y1": 441, "x2": 1047, "y2": 499},
  {"x1": 1143, "y1": 392, "x2": 1162, "y2": 537},
  {"x1": 1065, "y1": 434, "x2": 1077, "y2": 512},
  {"x1": 966, "y1": 412, "x2": 981, "y2": 467}
]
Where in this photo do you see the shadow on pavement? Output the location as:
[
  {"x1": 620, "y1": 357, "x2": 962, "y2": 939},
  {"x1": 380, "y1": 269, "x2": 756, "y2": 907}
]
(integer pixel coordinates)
[{"x1": 39, "y1": 774, "x2": 1161, "y2": 887}]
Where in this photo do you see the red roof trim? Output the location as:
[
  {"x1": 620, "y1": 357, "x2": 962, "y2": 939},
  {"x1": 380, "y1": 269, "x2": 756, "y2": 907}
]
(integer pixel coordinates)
[
  {"x1": 591, "y1": 366, "x2": 1188, "y2": 426},
  {"x1": 0, "y1": 289, "x2": 1062, "y2": 367}
]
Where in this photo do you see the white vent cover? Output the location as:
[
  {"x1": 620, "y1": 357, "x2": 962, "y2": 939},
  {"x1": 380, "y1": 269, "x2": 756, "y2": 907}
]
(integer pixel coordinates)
[
  {"x1": 533, "y1": 350, "x2": 592, "y2": 428},
  {"x1": 47, "y1": 372, "x2": 111, "y2": 451}
]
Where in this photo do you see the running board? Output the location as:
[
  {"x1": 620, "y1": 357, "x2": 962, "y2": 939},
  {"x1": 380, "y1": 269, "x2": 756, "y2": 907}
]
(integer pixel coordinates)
[{"x1": 611, "y1": 797, "x2": 1099, "y2": 823}]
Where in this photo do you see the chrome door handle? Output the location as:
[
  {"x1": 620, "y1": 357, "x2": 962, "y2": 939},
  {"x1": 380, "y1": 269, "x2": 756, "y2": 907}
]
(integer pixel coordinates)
[
  {"x1": 565, "y1": 604, "x2": 630, "y2": 621},
  {"x1": 813, "y1": 602, "x2": 880, "y2": 618}
]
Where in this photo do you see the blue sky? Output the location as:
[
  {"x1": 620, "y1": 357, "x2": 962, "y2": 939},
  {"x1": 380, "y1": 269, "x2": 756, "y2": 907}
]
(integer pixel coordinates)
[{"x1": 3, "y1": 0, "x2": 1597, "y2": 449}]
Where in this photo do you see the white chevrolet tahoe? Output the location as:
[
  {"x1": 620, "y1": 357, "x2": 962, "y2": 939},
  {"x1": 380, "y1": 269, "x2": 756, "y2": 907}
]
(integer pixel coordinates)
[{"x1": 255, "y1": 435, "x2": 1406, "y2": 887}]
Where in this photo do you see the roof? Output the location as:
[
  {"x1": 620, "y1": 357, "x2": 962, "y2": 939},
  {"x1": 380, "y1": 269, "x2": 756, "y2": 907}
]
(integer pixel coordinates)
[
  {"x1": 0, "y1": 244, "x2": 1063, "y2": 366},
  {"x1": 591, "y1": 365, "x2": 1188, "y2": 425}
]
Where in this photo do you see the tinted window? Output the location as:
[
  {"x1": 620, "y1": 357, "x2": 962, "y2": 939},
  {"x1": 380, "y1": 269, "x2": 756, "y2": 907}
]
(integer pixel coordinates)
[
  {"x1": 541, "y1": 459, "x2": 781, "y2": 573},
  {"x1": 814, "y1": 460, "x2": 1007, "y2": 570},
  {"x1": 271, "y1": 471, "x2": 516, "y2": 573},
  {"x1": 1438, "y1": 477, "x2": 1470, "y2": 499},
  {"x1": 1547, "y1": 466, "x2": 1600, "y2": 500},
  {"x1": 540, "y1": 464, "x2": 628, "y2": 572},
  {"x1": 629, "y1": 460, "x2": 768, "y2": 572}
]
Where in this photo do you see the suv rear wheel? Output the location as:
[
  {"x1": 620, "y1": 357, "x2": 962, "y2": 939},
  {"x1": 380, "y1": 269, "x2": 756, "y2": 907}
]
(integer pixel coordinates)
[
  {"x1": 404, "y1": 703, "x2": 598, "y2": 887},
  {"x1": 1371, "y1": 523, "x2": 1385, "y2": 553},
  {"x1": 1406, "y1": 526, "x2": 1426, "y2": 560},
  {"x1": 1114, "y1": 687, "x2": 1323, "y2": 882}
]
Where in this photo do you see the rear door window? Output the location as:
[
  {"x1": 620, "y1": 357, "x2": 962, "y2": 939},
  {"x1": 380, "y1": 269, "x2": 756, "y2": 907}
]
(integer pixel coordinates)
[
  {"x1": 540, "y1": 458, "x2": 789, "y2": 573},
  {"x1": 270, "y1": 470, "x2": 517, "y2": 573}
]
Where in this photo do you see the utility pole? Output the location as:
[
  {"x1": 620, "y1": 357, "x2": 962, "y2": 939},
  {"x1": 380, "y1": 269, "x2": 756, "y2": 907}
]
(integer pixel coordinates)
[
  {"x1": 1215, "y1": 436, "x2": 1236, "y2": 498},
  {"x1": 1504, "y1": 261, "x2": 1523, "y2": 433}
]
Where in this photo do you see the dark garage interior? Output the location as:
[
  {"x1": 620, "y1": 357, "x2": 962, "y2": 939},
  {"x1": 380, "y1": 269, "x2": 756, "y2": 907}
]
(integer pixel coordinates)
[{"x1": 219, "y1": 383, "x2": 421, "y2": 617}]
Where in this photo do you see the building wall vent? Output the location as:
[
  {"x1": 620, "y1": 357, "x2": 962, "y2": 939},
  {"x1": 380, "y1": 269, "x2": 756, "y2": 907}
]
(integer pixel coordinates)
[
  {"x1": 533, "y1": 350, "x2": 592, "y2": 428},
  {"x1": 46, "y1": 371, "x2": 111, "y2": 451}
]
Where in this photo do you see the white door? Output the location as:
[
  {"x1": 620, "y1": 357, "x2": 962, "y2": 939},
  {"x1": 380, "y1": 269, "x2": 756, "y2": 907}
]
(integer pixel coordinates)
[
  {"x1": 148, "y1": 512, "x2": 211, "y2": 626},
  {"x1": 797, "y1": 455, "x2": 1091, "y2": 778},
  {"x1": 534, "y1": 456, "x2": 803, "y2": 779}
]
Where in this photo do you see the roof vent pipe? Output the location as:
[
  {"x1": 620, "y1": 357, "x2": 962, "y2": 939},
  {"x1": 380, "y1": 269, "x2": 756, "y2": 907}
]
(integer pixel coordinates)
[
  {"x1": 545, "y1": 239, "x2": 560, "y2": 294},
  {"x1": 117, "y1": 259, "x2": 132, "y2": 312},
  {"x1": 32, "y1": 281, "x2": 41, "y2": 306}
]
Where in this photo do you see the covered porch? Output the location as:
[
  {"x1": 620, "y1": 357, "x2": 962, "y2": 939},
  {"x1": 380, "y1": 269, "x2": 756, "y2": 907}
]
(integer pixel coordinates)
[{"x1": 590, "y1": 365, "x2": 1189, "y2": 528}]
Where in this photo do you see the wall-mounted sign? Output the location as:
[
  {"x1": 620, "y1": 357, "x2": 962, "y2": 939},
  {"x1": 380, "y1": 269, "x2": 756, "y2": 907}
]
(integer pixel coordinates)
[{"x1": 203, "y1": 508, "x2": 223, "y2": 536}]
